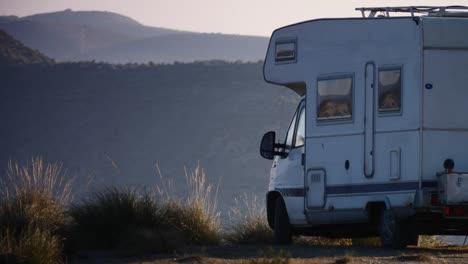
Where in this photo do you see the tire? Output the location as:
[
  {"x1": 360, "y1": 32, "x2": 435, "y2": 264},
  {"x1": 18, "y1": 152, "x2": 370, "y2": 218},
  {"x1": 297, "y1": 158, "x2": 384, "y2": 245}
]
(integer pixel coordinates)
[
  {"x1": 379, "y1": 209, "x2": 408, "y2": 249},
  {"x1": 274, "y1": 197, "x2": 292, "y2": 244}
]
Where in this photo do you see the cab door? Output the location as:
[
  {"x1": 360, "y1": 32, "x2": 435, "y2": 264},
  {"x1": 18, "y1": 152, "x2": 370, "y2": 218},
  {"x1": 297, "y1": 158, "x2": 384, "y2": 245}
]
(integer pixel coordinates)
[{"x1": 270, "y1": 101, "x2": 305, "y2": 197}]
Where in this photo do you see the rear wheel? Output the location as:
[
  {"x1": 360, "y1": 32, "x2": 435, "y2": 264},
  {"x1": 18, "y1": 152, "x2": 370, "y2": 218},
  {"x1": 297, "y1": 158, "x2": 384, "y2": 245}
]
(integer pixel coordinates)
[
  {"x1": 379, "y1": 209, "x2": 408, "y2": 249},
  {"x1": 274, "y1": 197, "x2": 292, "y2": 244}
]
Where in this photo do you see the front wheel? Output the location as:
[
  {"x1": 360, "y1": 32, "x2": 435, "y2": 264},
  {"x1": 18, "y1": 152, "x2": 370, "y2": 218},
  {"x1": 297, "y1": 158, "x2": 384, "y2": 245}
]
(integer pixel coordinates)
[{"x1": 274, "y1": 197, "x2": 292, "y2": 244}]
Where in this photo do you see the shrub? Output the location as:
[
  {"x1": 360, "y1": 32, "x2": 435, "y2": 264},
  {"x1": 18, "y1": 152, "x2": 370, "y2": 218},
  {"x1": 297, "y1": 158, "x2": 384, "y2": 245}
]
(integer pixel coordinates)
[
  {"x1": 71, "y1": 163, "x2": 221, "y2": 253},
  {"x1": 158, "y1": 163, "x2": 221, "y2": 245},
  {"x1": 0, "y1": 227, "x2": 63, "y2": 264},
  {"x1": 70, "y1": 188, "x2": 174, "y2": 252},
  {"x1": 227, "y1": 194, "x2": 273, "y2": 244},
  {"x1": 163, "y1": 199, "x2": 220, "y2": 246},
  {"x1": 0, "y1": 158, "x2": 72, "y2": 263}
]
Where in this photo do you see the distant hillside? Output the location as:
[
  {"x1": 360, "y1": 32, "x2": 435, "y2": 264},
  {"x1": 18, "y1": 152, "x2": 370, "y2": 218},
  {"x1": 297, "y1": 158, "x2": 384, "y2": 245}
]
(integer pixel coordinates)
[
  {"x1": 0, "y1": 29, "x2": 53, "y2": 65},
  {"x1": 0, "y1": 61, "x2": 298, "y2": 217},
  {"x1": 80, "y1": 33, "x2": 268, "y2": 64},
  {"x1": 0, "y1": 10, "x2": 269, "y2": 63}
]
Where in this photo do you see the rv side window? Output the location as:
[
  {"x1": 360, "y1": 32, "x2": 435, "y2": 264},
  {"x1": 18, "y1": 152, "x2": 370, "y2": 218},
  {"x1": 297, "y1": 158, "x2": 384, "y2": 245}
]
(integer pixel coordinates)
[
  {"x1": 317, "y1": 77, "x2": 353, "y2": 121},
  {"x1": 275, "y1": 41, "x2": 296, "y2": 63},
  {"x1": 378, "y1": 68, "x2": 401, "y2": 113}
]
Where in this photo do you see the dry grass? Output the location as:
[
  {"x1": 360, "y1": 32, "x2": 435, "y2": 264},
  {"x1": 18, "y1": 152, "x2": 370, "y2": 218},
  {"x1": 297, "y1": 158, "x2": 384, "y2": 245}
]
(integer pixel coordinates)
[
  {"x1": 419, "y1": 236, "x2": 446, "y2": 247},
  {"x1": 0, "y1": 158, "x2": 73, "y2": 232},
  {"x1": 397, "y1": 253, "x2": 434, "y2": 262},
  {"x1": 336, "y1": 255, "x2": 354, "y2": 264},
  {"x1": 241, "y1": 247, "x2": 291, "y2": 264},
  {"x1": 70, "y1": 188, "x2": 171, "y2": 252},
  {"x1": 0, "y1": 158, "x2": 72, "y2": 264},
  {"x1": 227, "y1": 194, "x2": 274, "y2": 244},
  {"x1": 294, "y1": 236, "x2": 353, "y2": 247},
  {"x1": 70, "y1": 163, "x2": 222, "y2": 253},
  {"x1": 351, "y1": 237, "x2": 381, "y2": 247},
  {"x1": 0, "y1": 227, "x2": 63, "y2": 264},
  {"x1": 157, "y1": 163, "x2": 222, "y2": 246}
]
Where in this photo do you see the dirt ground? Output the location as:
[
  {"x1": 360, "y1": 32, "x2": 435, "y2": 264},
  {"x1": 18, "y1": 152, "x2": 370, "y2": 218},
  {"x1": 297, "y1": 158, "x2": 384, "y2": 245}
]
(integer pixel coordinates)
[{"x1": 70, "y1": 245, "x2": 468, "y2": 264}]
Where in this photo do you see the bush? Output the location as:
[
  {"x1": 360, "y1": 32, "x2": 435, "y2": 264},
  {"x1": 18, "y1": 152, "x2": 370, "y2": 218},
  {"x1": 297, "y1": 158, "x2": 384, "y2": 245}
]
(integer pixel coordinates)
[
  {"x1": 0, "y1": 227, "x2": 63, "y2": 264},
  {"x1": 70, "y1": 188, "x2": 173, "y2": 252},
  {"x1": 157, "y1": 163, "x2": 221, "y2": 246},
  {"x1": 227, "y1": 194, "x2": 273, "y2": 244},
  {"x1": 163, "y1": 200, "x2": 220, "y2": 245},
  {"x1": 0, "y1": 158, "x2": 72, "y2": 263},
  {"x1": 71, "y1": 163, "x2": 221, "y2": 253}
]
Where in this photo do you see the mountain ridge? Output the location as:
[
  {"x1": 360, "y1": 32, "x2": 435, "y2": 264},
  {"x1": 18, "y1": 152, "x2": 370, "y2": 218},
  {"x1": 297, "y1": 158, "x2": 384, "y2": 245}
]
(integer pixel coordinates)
[{"x1": 0, "y1": 10, "x2": 269, "y2": 63}]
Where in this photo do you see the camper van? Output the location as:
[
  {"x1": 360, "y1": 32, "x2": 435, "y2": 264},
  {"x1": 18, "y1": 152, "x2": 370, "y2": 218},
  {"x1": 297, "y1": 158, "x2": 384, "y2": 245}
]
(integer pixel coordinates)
[{"x1": 260, "y1": 6, "x2": 468, "y2": 248}]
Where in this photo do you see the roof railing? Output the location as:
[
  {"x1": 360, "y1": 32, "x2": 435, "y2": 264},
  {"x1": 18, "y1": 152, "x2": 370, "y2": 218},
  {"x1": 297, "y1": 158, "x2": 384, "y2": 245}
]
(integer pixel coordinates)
[{"x1": 356, "y1": 6, "x2": 468, "y2": 18}]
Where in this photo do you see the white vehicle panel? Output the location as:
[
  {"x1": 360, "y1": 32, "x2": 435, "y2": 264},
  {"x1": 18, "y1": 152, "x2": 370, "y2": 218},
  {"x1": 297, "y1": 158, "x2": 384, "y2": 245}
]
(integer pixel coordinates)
[{"x1": 263, "y1": 13, "x2": 468, "y2": 234}]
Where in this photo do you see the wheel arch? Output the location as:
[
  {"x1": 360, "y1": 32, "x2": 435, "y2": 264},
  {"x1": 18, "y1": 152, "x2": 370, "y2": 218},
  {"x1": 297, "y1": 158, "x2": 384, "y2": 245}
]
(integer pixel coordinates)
[
  {"x1": 366, "y1": 200, "x2": 389, "y2": 226},
  {"x1": 266, "y1": 191, "x2": 283, "y2": 229}
]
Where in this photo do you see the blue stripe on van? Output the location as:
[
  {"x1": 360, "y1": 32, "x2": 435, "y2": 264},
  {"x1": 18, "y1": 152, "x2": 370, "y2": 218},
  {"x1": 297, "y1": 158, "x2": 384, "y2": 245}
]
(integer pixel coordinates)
[
  {"x1": 326, "y1": 181, "x2": 438, "y2": 195},
  {"x1": 275, "y1": 187, "x2": 305, "y2": 197},
  {"x1": 276, "y1": 181, "x2": 438, "y2": 197}
]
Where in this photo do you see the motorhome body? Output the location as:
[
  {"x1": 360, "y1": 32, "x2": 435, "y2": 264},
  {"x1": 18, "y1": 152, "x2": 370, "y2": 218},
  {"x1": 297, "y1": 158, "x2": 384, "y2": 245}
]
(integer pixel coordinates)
[{"x1": 260, "y1": 7, "x2": 468, "y2": 247}]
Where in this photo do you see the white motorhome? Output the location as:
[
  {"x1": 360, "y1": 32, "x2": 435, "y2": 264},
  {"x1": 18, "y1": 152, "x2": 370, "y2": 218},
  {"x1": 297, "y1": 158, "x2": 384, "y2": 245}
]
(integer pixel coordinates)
[{"x1": 260, "y1": 6, "x2": 468, "y2": 248}]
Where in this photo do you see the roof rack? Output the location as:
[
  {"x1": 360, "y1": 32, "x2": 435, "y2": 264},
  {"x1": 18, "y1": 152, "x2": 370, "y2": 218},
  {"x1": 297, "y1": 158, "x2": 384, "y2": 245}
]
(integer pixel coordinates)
[{"x1": 356, "y1": 6, "x2": 468, "y2": 18}]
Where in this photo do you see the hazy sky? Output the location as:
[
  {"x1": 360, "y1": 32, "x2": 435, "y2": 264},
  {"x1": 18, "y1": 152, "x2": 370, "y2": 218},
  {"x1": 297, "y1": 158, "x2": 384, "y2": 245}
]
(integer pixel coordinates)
[{"x1": 1, "y1": 0, "x2": 467, "y2": 36}]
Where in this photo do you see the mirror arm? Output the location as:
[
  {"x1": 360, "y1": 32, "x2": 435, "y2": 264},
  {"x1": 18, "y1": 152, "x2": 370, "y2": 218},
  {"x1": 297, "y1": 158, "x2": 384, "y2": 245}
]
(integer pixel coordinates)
[{"x1": 273, "y1": 143, "x2": 287, "y2": 158}]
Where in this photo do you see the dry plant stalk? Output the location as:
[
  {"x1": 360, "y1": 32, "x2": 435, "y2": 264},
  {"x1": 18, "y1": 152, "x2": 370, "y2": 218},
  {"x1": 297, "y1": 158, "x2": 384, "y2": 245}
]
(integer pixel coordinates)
[{"x1": 1, "y1": 157, "x2": 73, "y2": 205}]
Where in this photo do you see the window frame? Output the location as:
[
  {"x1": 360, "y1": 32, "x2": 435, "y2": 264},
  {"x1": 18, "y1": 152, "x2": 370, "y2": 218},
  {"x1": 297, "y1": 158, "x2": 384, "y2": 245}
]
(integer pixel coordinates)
[
  {"x1": 316, "y1": 73, "x2": 355, "y2": 125},
  {"x1": 378, "y1": 65, "x2": 403, "y2": 117}
]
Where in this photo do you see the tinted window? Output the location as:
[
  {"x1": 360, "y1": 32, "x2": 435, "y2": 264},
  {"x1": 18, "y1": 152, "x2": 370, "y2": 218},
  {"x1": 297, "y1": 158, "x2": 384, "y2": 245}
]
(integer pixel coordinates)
[
  {"x1": 379, "y1": 68, "x2": 401, "y2": 112},
  {"x1": 295, "y1": 108, "x2": 305, "y2": 147},
  {"x1": 317, "y1": 77, "x2": 353, "y2": 121}
]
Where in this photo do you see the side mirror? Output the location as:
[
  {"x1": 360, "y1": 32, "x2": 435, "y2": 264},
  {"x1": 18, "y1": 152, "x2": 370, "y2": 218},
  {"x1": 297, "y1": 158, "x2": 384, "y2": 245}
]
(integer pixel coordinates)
[{"x1": 260, "y1": 131, "x2": 276, "y2": 160}]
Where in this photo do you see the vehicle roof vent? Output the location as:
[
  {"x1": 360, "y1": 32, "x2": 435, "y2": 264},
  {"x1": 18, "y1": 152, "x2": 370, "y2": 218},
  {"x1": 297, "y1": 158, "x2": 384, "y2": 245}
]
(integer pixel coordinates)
[{"x1": 356, "y1": 6, "x2": 468, "y2": 18}]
